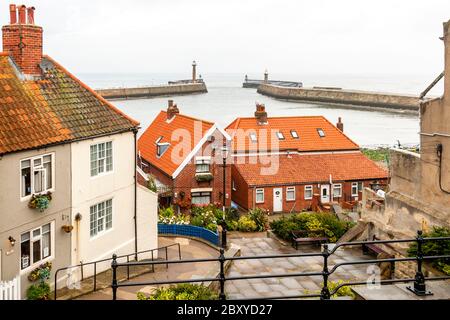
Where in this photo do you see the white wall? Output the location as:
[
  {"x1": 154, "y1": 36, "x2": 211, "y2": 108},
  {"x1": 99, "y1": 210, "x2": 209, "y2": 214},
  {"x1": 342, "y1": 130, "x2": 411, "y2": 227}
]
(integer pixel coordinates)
[
  {"x1": 70, "y1": 131, "x2": 137, "y2": 274},
  {"x1": 136, "y1": 185, "x2": 158, "y2": 260}
]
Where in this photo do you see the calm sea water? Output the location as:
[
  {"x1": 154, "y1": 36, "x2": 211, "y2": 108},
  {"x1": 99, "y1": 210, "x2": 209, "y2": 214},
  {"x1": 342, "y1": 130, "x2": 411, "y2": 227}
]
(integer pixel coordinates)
[{"x1": 78, "y1": 72, "x2": 444, "y2": 147}]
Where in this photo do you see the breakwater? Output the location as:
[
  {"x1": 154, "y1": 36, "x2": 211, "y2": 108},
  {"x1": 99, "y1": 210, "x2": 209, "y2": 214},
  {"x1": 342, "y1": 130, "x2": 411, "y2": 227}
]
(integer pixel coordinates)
[
  {"x1": 96, "y1": 82, "x2": 207, "y2": 100},
  {"x1": 257, "y1": 83, "x2": 421, "y2": 111}
]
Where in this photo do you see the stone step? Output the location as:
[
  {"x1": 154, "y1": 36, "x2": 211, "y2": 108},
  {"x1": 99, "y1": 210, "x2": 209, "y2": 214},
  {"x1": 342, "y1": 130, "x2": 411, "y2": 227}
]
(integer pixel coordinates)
[{"x1": 337, "y1": 221, "x2": 368, "y2": 244}]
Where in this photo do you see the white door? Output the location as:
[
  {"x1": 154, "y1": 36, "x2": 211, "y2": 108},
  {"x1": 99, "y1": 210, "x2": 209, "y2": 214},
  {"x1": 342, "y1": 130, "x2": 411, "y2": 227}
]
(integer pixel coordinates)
[
  {"x1": 273, "y1": 188, "x2": 283, "y2": 212},
  {"x1": 320, "y1": 185, "x2": 330, "y2": 203}
]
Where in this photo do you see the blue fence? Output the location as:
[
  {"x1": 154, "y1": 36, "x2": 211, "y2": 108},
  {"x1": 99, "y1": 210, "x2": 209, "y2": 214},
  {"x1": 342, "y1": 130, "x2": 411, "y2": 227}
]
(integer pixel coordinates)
[{"x1": 158, "y1": 224, "x2": 219, "y2": 247}]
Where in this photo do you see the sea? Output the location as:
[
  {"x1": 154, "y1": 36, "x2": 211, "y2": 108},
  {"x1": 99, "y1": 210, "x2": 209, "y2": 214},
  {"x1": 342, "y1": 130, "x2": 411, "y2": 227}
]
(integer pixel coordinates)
[{"x1": 77, "y1": 72, "x2": 445, "y2": 147}]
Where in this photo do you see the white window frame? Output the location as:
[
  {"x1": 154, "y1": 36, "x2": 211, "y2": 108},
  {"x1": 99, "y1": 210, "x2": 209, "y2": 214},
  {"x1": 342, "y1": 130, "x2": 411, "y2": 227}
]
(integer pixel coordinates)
[
  {"x1": 90, "y1": 141, "x2": 113, "y2": 177},
  {"x1": 286, "y1": 186, "x2": 296, "y2": 202},
  {"x1": 276, "y1": 132, "x2": 285, "y2": 140},
  {"x1": 255, "y1": 188, "x2": 265, "y2": 204},
  {"x1": 317, "y1": 128, "x2": 325, "y2": 138},
  {"x1": 304, "y1": 185, "x2": 313, "y2": 200},
  {"x1": 90, "y1": 199, "x2": 113, "y2": 239},
  {"x1": 351, "y1": 182, "x2": 359, "y2": 197},
  {"x1": 333, "y1": 184, "x2": 342, "y2": 198},
  {"x1": 249, "y1": 133, "x2": 258, "y2": 143},
  {"x1": 290, "y1": 130, "x2": 299, "y2": 139},
  {"x1": 20, "y1": 153, "x2": 55, "y2": 201},
  {"x1": 156, "y1": 142, "x2": 170, "y2": 158},
  {"x1": 195, "y1": 157, "x2": 211, "y2": 173},
  {"x1": 358, "y1": 182, "x2": 364, "y2": 192},
  {"x1": 20, "y1": 222, "x2": 54, "y2": 273},
  {"x1": 191, "y1": 192, "x2": 212, "y2": 205}
]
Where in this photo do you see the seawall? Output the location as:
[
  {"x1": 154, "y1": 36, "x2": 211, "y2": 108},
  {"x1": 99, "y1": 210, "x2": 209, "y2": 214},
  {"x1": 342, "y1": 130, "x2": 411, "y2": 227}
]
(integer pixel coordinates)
[
  {"x1": 257, "y1": 84, "x2": 421, "y2": 111},
  {"x1": 96, "y1": 83, "x2": 208, "y2": 100}
]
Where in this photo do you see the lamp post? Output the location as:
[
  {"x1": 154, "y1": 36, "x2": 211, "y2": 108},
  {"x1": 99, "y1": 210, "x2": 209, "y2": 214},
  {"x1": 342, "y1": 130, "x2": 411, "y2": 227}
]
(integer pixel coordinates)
[{"x1": 221, "y1": 143, "x2": 229, "y2": 249}]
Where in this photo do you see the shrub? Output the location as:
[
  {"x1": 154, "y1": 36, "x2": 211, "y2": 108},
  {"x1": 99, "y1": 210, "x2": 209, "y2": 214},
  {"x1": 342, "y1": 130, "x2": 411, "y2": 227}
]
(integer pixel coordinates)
[
  {"x1": 407, "y1": 226, "x2": 450, "y2": 275},
  {"x1": 27, "y1": 282, "x2": 51, "y2": 300},
  {"x1": 147, "y1": 175, "x2": 157, "y2": 192},
  {"x1": 137, "y1": 284, "x2": 218, "y2": 300},
  {"x1": 159, "y1": 206, "x2": 175, "y2": 218},
  {"x1": 328, "y1": 280, "x2": 355, "y2": 299},
  {"x1": 158, "y1": 207, "x2": 190, "y2": 225},
  {"x1": 190, "y1": 206, "x2": 218, "y2": 231},
  {"x1": 237, "y1": 216, "x2": 257, "y2": 232},
  {"x1": 270, "y1": 212, "x2": 352, "y2": 243},
  {"x1": 248, "y1": 208, "x2": 268, "y2": 232}
]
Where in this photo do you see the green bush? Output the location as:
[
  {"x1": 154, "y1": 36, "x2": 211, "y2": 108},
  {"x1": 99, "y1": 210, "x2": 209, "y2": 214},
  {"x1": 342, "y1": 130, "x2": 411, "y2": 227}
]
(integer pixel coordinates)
[
  {"x1": 137, "y1": 284, "x2": 218, "y2": 300},
  {"x1": 270, "y1": 212, "x2": 353, "y2": 243},
  {"x1": 27, "y1": 282, "x2": 51, "y2": 300},
  {"x1": 237, "y1": 216, "x2": 257, "y2": 232},
  {"x1": 159, "y1": 206, "x2": 175, "y2": 218},
  {"x1": 147, "y1": 175, "x2": 157, "y2": 192},
  {"x1": 190, "y1": 206, "x2": 218, "y2": 232},
  {"x1": 407, "y1": 226, "x2": 450, "y2": 275},
  {"x1": 248, "y1": 208, "x2": 268, "y2": 232}
]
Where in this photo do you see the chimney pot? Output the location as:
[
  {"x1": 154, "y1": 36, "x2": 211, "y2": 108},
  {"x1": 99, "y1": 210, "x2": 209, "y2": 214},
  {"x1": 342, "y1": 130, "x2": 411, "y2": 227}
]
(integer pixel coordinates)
[
  {"x1": 18, "y1": 5, "x2": 26, "y2": 24},
  {"x1": 167, "y1": 101, "x2": 179, "y2": 120},
  {"x1": 9, "y1": 4, "x2": 17, "y2": 24},
  {"x1": 27, "y1": 7, "x2": 35, "y2": 25},
  {"x1": 168, "y1": 99, "x2": 174, "y2": 107},
  {"x1": 255, "y1": 103, "x2": 268, "y2": 125},
  {"x1": 337, "y1": 117, "x2": 344, "y2": 132}
]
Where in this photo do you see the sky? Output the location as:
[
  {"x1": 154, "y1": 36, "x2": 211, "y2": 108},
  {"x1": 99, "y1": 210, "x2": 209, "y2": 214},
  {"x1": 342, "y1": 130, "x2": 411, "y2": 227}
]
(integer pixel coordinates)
[{"x1": 1, "y1": 0, "x2": 449, "y2": 76}]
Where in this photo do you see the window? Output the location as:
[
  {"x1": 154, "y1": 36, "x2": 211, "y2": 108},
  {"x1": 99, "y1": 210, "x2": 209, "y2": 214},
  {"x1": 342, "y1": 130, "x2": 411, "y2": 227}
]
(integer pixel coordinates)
[
  {"x1": 195, "y1": 158, "x2": 210, "y2": 173},
  {"x1": 155, "y1": 136, "x2": 163, "y2": 144},
  {"x1": 256, "y1": 188, "x2": 264, "y2": 203},
  {"x1": 351, "y1": 182, "x2": 359, "y2": 196},
  {"x1": 317, "y1": 129, "x2": 325, "y2": 138},
  {"x1": 290, "y1": 130, "x2": 299, "y2": 139},
  {"x1": 286, "y1": 186, "x2": 296, "y2": 201},
  {"x1": 358, "y1": 182, "x2": 364, "y2": 192},
  {"x1": 276, "y1": 132, "x2": 285, "y2": 140},
  {"x1": 249, "y1": 133, "x2": 257, "y2": 142},
  {"x1": 304, "y1": 185, "x2": 313, "y2": 200},
  {"x1": 156, "y1": 143, "x2": 170, "y2": 157},
  {"x1": 90, "y1": 199, "x2": 113, "y2": 237},
  {"x1": 21, "y1": 223, "x2": 52, "y2": 270},
  {"x1": 90, "y1": 141, "x2": 113, "y2": 177},
  {"x1": 21, "y1": 154, "x2": 54, "y2": 198},
  {"x1": 333, "y1": 184, "x2": 342, "y2": 198},
  {"x1": 191, "y1": 192, "x2": 211, "y2": 205}
]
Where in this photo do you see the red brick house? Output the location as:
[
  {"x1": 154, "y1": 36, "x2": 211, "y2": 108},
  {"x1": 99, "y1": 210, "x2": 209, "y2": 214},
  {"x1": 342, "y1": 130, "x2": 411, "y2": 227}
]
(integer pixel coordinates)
[
  {"x1": 138, "y1": 101, "x2": 231, "y2": 211},
  {"x1": 226, "y1": 104, "x2": 388, "y2": 213}
]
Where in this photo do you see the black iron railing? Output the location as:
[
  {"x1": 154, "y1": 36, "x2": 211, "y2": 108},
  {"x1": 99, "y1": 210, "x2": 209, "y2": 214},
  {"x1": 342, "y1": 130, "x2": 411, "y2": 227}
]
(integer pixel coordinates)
[
  {"x1": 111, "y1": 231, "x2": 450, "y2": 300},
  {"x1": 54, "y1": 243, "x2": 181, "y2": 300}
]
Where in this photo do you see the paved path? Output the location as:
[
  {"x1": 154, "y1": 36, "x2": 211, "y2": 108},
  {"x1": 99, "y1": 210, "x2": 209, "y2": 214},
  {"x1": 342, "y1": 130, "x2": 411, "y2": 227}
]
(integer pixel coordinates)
[
  {"x1": 77, "y1": 237, "x2": 219, "y2": 300},
  {"x1": 226, "y1": 236, "x2": 372, "y2": 299}
]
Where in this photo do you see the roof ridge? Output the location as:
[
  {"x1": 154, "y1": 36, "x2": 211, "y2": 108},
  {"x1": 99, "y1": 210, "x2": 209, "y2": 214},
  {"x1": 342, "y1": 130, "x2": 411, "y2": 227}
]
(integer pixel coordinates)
[
  {"x1": 160, "y1": 110, "x2": 215, "y2": 125},
  {"x1": 233, "y1": 115, "x2": 325, "y2": 121},
  {"x1": 43, "y1": 55, "x2": 140, "y2": 128},
  {"x1": 319, "y1": 115, "x2": 360, "y2": 148}
]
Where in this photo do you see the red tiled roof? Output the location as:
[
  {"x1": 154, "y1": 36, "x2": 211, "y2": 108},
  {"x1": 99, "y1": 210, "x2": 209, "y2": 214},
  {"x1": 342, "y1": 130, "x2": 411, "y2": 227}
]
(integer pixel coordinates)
[
  {"x1": 138, "y1": 111, "x2": 214, "y2": 177},
  {"x1": 0, "y1": 54, "x2": 139, "y2": 155},
  {"x1": 234, "y1": 152, "x2": 388, "y2": 186},
  {"x1": 226, "y1": 116, "x2": 359, "y2": 153}
]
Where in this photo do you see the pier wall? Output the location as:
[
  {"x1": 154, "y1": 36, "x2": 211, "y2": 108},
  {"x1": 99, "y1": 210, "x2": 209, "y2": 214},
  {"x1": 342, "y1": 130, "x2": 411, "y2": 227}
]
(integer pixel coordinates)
[
  {"x1": 257, "y1": 84, "x2": 420, "y2": 111},
  {"x1": 96, "y1": 83, "x2": 207, "y2": 100}
]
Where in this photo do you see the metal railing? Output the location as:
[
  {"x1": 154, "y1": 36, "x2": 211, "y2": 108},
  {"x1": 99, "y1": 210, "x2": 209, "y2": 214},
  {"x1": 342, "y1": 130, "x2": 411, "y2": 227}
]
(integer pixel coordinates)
[
  {"x1": 111, "y1": 231, "x2": 450, "y2": 300},
  {"x1": 54, "y1": 243, "x2": 181, "y2": 300}
]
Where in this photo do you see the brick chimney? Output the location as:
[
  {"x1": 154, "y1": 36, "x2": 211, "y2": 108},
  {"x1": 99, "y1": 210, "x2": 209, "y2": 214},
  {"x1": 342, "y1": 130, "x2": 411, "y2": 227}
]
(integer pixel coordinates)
[
  {"x1": 255, "y1": 103, "x2": 268, "y2": 125},
  {"x1": 444, "y1": 20, "x2": 450, "y2": 100},
  {"x1": 167, "y1": 100, "x2": 179, "y2": 120},
  {"x1": 2, "y1": 4, "x2": 43, "y2": 76},
  {"x1": 336, "y1": 117, "x2": 344, "y2": 132}
]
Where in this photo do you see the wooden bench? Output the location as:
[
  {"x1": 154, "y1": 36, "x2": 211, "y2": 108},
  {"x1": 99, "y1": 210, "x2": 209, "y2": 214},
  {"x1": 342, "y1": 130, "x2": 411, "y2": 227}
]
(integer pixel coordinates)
[{"x1": 291, "y1": 231, "x2": 329, "y2": 250}]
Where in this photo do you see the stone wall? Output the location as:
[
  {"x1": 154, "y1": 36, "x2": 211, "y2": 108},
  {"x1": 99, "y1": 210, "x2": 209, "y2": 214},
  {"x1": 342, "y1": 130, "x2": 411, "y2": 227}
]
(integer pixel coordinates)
[
  {"x1": 257, "y1": 84, "x2": 420, "y2": 111},
  {"x1": 96, "y1": 83, "x2": 207, "y2": 100}
]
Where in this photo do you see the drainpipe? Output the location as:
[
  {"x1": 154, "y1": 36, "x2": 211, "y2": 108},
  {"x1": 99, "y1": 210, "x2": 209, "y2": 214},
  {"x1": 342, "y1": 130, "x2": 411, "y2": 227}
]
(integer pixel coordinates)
[{"x1": 133, "y1": 128, "x2": 139, "y2": 260}]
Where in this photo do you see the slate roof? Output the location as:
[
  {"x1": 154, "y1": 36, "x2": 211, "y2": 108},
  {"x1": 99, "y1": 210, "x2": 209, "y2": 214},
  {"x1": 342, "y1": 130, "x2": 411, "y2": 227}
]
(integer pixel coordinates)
[
  {"x1": 234, "y1": 153, "x2": 388, "y2": 186},
  {"x1": 0, "y1": 53, "x2": 139, "y2": 155}
]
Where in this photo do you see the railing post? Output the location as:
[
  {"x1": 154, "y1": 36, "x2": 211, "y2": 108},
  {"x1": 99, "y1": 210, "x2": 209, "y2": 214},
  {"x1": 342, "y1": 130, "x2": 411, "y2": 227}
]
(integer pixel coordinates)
[
  {"x1": 80, "y1": 261, "x2": 84, "y2": 281},
  {"x1": 93, "y1": 263, "x2": 97, "y2": 292},
  {"x1": 54, "y1": 270, "x2": 58, "y2": 300},
  {"x1": 222, "y1": 227, "x2": 227, "y2": 249},
  {"x1": 320, "y1": 244, "x2": 331, "y2": 300},
  {"x1": 178, "y1": 243, "x2": 182, "y2": 260},
  {"x1": 407, "y1": 230, "x2": 433, "y2": 296},
  {"x1": 165, "y1": 247, "x2": 169, "y2": 269},
  {"x1": 126, "y1": 255, "x2": 130, "y2": 280},
  {"x1": 111, "y1": 254, "x2": 118, "y2": 301},
  {"x1": 219, "y1": 248, "x2": 226, "y2": 300},
  {"x1": 151, "y1": 250, "x2": 155, "y2": 272}
]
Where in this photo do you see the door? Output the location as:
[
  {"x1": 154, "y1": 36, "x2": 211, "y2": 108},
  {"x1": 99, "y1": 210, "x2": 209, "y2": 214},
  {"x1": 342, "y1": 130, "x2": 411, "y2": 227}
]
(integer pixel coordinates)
[
  {"x1": 273, "y1": 188, "x2": 283, "y2": 212},
  {"x1": 320, "y1": 185, "x2": 330, "y2": 203}
]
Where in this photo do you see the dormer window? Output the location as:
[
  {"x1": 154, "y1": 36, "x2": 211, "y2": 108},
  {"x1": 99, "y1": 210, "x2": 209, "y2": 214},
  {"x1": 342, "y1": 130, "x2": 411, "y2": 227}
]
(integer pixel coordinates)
[
  {"x1": 249, "y1": 133, "x2": 257, "y2": 142},
  {"x1": 155, "y1": 136, "x2": 163, "y2": 144},
  {"x1": 156, "y1": 143, "x2": 170, "y2": 157},
  {"x1": 317, "y1": 129, "x2": 325, "y2": 138},
  {"x1": 290, "y1": 130, "x2": 299, "y2": 139},
  {"x1": 276, "y1": 132, "x2": 285, "y2": 140}
]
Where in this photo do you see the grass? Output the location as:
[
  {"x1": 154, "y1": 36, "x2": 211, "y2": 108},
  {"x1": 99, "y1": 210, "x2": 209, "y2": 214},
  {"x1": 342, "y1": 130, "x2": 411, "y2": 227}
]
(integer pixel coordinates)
[{"x1": 361, "y1": 148, "x2": 390, "y2": 162}]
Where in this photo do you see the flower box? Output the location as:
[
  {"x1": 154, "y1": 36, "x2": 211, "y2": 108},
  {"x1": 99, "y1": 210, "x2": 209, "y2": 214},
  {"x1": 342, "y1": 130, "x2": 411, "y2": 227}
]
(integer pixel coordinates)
[
  {"x1": 28, "y1": 192, "x2": 52, "y2": 212},
  {"x1": 195, "y1": 173, "x2": 213, "y2": 182}
]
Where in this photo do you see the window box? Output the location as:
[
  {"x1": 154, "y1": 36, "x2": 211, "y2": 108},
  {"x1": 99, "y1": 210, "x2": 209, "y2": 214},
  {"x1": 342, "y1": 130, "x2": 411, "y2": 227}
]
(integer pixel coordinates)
[
  {"x1": 195, "y1": 172, "x2": 214, "y2": 182},
  {"x1": 28, "y1": 192, "x2": 52, "y2": 212}
]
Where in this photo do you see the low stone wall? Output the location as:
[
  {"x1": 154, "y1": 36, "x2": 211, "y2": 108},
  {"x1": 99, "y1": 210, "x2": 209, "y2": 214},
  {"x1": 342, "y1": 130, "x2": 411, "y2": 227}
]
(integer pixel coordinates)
[
  {"x1": 96, "y1": 83, "x2": 207, "y2": 100},
  {"x1": 257, "y1": 84, "x2": 420, "y2": 111}
]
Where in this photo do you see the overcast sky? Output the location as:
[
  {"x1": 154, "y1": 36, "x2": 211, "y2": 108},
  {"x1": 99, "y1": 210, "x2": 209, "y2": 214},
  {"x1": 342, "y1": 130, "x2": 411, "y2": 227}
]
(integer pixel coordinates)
[{"x1": 1, "y1": 0, "x2": 449, "y2": 75}]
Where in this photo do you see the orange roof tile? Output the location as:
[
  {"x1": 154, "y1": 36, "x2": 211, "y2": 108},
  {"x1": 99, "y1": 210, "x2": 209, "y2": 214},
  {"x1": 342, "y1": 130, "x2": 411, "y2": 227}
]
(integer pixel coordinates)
[
  {"x1": 0, "y1": 54, "x2": 139, "y2": 155},
  {"x1": 234, "y1": 152, "x2": 388, "y2": 186},
  {"x1": 138, "y1": 111, "x2": 214, "y2": 177},
  {"x1": 226, "y1": 116, "x2": 359, "y2": 153}
]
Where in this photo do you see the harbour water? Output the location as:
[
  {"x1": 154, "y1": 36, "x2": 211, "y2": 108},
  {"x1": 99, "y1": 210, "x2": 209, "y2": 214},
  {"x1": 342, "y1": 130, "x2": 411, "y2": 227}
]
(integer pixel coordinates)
[{"x1": 78, "y1": 72, "x2": 444, "y2": 147}]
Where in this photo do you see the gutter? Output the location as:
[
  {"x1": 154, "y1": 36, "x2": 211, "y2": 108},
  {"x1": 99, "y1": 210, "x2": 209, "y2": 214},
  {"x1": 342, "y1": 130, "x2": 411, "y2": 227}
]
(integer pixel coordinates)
[{"x1": 133, "y1": 128, "x2": 139, "y2": 260}]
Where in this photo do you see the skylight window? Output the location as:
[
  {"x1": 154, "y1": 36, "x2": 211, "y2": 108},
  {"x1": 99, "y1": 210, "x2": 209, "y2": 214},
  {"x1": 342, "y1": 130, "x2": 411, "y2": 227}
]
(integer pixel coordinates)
[
  {"x1": 317, "y1": 129, "x2": 325, "y2": 138},
  {"x1": 249, "y1": 133, "x2": 257, "y2": 142},
  {"x1": 290, "y1": 130, "x2": 299, "y2": 139},
  {"x1": 276, "y1": 132, "x2": 285, "y2": 140},
  {"x1": 156, "y1": 143, "x2": 170, "y2": 157}
]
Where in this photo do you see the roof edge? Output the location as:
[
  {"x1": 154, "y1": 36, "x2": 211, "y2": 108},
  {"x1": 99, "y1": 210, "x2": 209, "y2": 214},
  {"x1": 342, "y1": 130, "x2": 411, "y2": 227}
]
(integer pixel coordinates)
[{"x1": 161, "y1": 110, "x2": 215, "y2": 126}]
